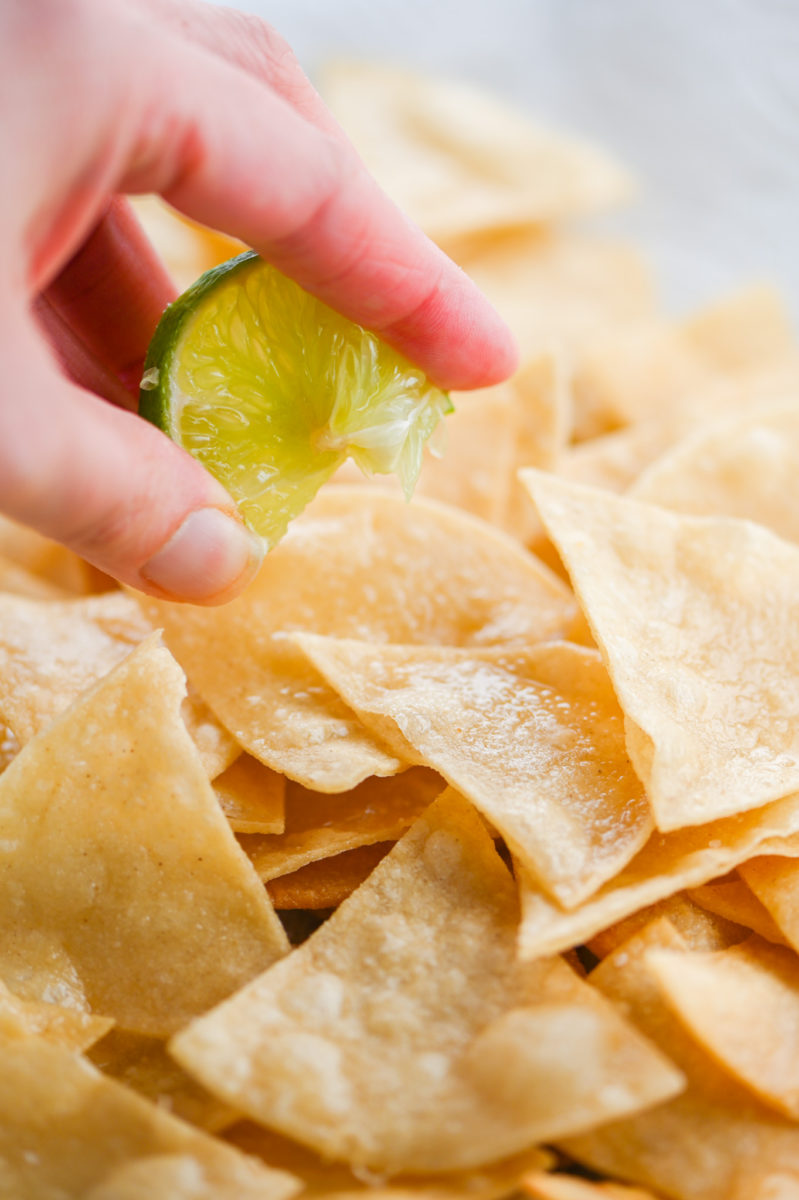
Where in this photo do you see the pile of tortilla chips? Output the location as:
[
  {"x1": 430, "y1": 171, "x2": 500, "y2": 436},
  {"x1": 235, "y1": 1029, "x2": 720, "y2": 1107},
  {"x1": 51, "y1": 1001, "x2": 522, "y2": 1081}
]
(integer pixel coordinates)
[{"x1": 6, "y1": 62, "x2": 799, "y2": 1199}]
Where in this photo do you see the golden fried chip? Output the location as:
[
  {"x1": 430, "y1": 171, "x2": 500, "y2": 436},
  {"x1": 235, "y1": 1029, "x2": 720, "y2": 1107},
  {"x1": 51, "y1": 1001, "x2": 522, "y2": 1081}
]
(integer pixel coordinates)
[
  {"x1": 586, "y1": 893, "x2": 747, "y2": 960},
  {"x1": 0, "y1": 513, "x2": 101, "y2": 594},
  {"x1": 517, "y1": 793, "x2": 799, "y2": 960},
  {"x1": 265, "y1": 843, "x2": 394, "y2": 910},
  {"x1": 632, "y1": 402, "x2": 799, "y2": 542},
  {"x1": 227, "y1": 1121, "x2": 553, "y2": 1200},
  {"x1": 172, "y1": 790, "x2": 681, "y2": 1174},
  {"x1": 136, "y1": 489, "x2": 576, "y2": 791},
  {"x1": 0, "y1": 978, "x2": 113, "y2": 1050},
  {"x1": 739, "y1": 856, "x2": 799, "y2": 952},
  {"x1": 522, "y1": 1173, "x2": 659, "y2": 1200},
  {"x1": 0, "y1": 551, "x2": 72, "y2": 599},
  {"x1": 572, "y1": 286, "x2": 799, "y2": 438},
  {"x1": 687, "y1": 876, "x2": 788, "y2": 945},
  {"x1": 241, "y1": 768, "x2": 442, "y2": 880},
  {"x1": 214, "y1": 754, "x2": 286, "y2": 834},
  {"x1": 453, "y1": 232, "x2": 654, "y2": 361},
  {"x1": 561, "y1": 918, "x2": 799, "y2": 1200},
  {"x1": 0, "y1": 590, "x2": 237, "y2": 777},
  {"x1": 523, "y1": 471, "x2": 799, "y2": 829},
  {"x1": 291, "y1": 636, "x2": 651, "y2": 907},
  {"x1": 0, "y1": 636, "x2": 287, "y2": 1034},
  {"x1": 88, "y1": 1029, "x2": 238, "y2": 1133},
  {"x1": 648, "y1": 935, "x2": 799, "y2": 1119},
  {"x1": 0, "y1": 1038, "x2": 298, "y2": 1200},
  {"x1": 321, "y1": 62, "x2": 632, "y2": 245}
]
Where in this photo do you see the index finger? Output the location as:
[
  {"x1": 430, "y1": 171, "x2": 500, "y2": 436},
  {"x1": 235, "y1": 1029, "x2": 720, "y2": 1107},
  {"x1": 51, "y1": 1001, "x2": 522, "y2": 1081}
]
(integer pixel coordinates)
[{"x1": 121, "y1": 19, "x2": 518, "y2": 390}]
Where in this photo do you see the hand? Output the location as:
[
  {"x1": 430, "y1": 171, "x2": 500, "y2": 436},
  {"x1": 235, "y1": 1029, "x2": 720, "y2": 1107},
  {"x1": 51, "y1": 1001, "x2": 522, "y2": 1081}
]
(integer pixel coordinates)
[{"x1": 0, "y1": 0, "x2": 517, "y2": 603}]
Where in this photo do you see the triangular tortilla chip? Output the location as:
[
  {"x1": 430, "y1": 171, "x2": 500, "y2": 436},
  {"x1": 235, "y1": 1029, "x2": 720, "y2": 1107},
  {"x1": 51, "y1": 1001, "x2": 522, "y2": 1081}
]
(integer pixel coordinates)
[
  {"x1": 561, "y1": 918, "x2": 799, "y2": 1200},
  {"x1": 648, "y1": 935, "x2": 799, "y2": 1118},
  {"x1": 452, "y1": 232, "x2": 653, "y2": 362},
  {"x1": 0, "y1": 591, "x2": 238, "y2": 777},
  {"x1": 0, "y1": 1037, "x2": 298, "y2": 1200},
  {"x1": 0, "y1": 636, "x2": 287, "y2": 1034},
  {"x1": 214, "y1": 754, "x2": 286, "y2": 834},
  {"x1": 686, "y1": 876, "x2": 788, "y2": 945},
  {"x1": 136, "y1": 488, "x2": 576, "y2": 792},
  {"x1": 517, "y1": 792, "x2": 799, "y2": 961},
  {"x1": 290, "y1": 636, "x2": 651, "y2": 907},
  {"x1": 265, "y1": 843, "x2": 393, "y2": 910},
  {"x1": 523, "y1": 471, "x2": 799, "y2": 829},
  {"x1": 240, "y1": 767, "x2": 442, "y2": 880},
  {"x1": 739, "y1": 856, "x2": 799, "y2": 953},
  {"x1": 227, "y1": 1120, "x2": 553, "y2": 1200},
  {"x1": 88, "y1": 1029, "x2": 237, "y2": 1133},
  {"x1": 632, "y1": 402, "x2": 799, "y2": 543},
  {"x1": 0, "y1": 551, "x2": 71, "y2": 599},
  {"x1": 572, "y1": 287, "x2": 799, "y2": 438},
  {"x1": 321, "y1": 62, "x2": 633, "y2": 245},
  {"x1": 172, "y1": 790, "x2": 681, "y2": 1174},
  {"x1": 0, "y1": 978, "x2": 112, "y2": 1051}
]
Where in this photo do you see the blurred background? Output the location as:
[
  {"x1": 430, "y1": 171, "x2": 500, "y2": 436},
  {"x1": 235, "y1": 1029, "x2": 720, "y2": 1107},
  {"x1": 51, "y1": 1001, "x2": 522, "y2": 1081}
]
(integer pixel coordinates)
[{"x1": 216, "y1": 0, "x2": 799, "y2": 319}]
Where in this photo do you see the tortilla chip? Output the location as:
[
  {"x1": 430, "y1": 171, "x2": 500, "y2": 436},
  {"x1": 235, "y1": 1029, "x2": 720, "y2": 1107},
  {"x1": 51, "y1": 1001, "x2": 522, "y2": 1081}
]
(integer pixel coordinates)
[
  {"x1": 0, "y1": 513, "x2": 101, "y2": 595},
  {"x1": 265, "y1": 843, "x2": 394, "y2": 910},
  {"x1": 648, "y1": 935, "x2": 799, "y2": 1118},
  {"x1": 88, "y1": 1028, "x2": 238, "y2": 1133},
  {"x1": 0, "y1": 551, "x2": 72, "y2": 599},
  {"x1": 290, "y1": 636, "x2": 651, "y2": 907},
  {"x1": 0, "y1": 723, "x2": 18, "y2": 774},
  {"x1": 517, "y1": 793, "x2": 799, "y2": 961},
  {"x1": 240, "y1": 768, "x2": 443, "y2": 880},
  {"x1": 0, "y1": 636, "x2": 287, "y2": 1035},
  {"x1": 416, "y1": 383, "x2": 519, "y2": 526},
  {"x1": 586, "y1": 893, "x2": 748, "y2": 960},
  {"x1": 739, "y1": 856, "x2": 799, "y2": 952},
  {"x1": 561, "y1": 918, "x2": 799, "y2": 1200},
  {"x1": 572, "y1": 286, "x2": 799, "y2": 438},
  {"x1": 522, "y1": 1173, "x2": 659, "y2": 1200},
  {"x1": 136, "y1": 488, "x2": 576, "y2": 792},
  {"x1": 0, "y1": 978, "x2": 113, "y2": 1051},
  {"x1": 631, "y1": 403, "x2": 799, "y2": 544},
  {"x1": 452, "y1": 231, "x2": 654, "y2": 362},
  {"x1": 227, "y1": 1121, "x2": 553, "y2": 1199},
  {"x1": 321, "y1": 62, "x2": 633, "y2": 245},
  {"x1": 686, "y1": 876, "x2": 788, "y2": 946},
  {"x1": 0, "y1": 590, "x2": 237, "y2": 777},
  {"x1": 215, "y1": 754, "x2": 286, "y2": 834},
  {"x1": 172, "y1": 790, "x2": 681, "y2": 1174},
  {"x1": 0, "y1": 1037, "x2": 298, "y2": 1200},
  {"x1": 523, "y1": 471, "x2": 799, "y2": 830}
]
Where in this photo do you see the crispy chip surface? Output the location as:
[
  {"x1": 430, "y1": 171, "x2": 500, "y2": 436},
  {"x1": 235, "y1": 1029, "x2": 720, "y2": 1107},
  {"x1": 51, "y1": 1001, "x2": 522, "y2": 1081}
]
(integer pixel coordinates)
[
  {"x1": 524, "y1": 471, "x2": 799, "y2": 829},
  {"x1": 290, "y1": 636, "x2": 651, "y2": 906},
  {"x1": 241, "y1": 767, "x2": 442, "y2": 881},
  {"x1": 562, "y1": 919, "x2": 799, "y2": 1200},
  {"x1": 648, "y1": 935, "x2": 799, "y2": 1118},
  {"x1": 0, "y1": 636, "x2": 287, "y2": 1034},
  {"x1": 136, "y1": 488, "x2": 576, "y2": 791},
  {"x1": 0, "y1": 1038, "x2": 298, "y2": 1200},
  {"x1": 172, "y1": 790, "x2": 681, "y2": 1173},
  {"x1": 517, "y1": 793, "x2": 799, "y2": 961},
  {"x1": 215, "y1": 754, "x2": 286, "y2": 834}
]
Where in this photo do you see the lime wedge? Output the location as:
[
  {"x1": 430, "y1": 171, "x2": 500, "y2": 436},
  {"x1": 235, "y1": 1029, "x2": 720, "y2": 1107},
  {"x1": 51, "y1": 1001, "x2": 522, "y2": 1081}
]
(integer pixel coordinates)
[{"x1": 139, "y1": 251, "x2": 452, "y2": 548}]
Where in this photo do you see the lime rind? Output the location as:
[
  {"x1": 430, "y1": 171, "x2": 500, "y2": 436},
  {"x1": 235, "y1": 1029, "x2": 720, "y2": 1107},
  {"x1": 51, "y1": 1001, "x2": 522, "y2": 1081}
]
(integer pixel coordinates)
[{"x1": 141, "y1": 252, "x2": 451, "y2": 547}]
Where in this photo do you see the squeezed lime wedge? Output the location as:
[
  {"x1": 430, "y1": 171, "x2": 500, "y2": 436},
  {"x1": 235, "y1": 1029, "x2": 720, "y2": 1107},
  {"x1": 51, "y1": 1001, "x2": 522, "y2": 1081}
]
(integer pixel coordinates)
[{"x1": 140, "y1": 252, "x2": 452, "y2": 548}]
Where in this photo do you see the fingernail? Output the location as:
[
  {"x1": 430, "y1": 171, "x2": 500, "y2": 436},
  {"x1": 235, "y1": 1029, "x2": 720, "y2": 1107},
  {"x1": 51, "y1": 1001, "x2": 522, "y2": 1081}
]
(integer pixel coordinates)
[{"x1": 140, "y1": 508, "x2": 264, "y2": 602}]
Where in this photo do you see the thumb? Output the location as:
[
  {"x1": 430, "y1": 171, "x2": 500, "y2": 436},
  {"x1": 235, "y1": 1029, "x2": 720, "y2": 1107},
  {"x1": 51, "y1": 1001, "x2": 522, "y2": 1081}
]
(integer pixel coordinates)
[{"x1": 1, "y1": 309, "x2": 263, "y2": 604}]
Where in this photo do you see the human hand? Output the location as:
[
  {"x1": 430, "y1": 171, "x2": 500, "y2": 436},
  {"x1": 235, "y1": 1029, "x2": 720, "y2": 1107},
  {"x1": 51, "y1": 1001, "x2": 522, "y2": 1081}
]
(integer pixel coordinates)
[{"x1": 1, "y1": 0, "x2": 517, "y2": 603}]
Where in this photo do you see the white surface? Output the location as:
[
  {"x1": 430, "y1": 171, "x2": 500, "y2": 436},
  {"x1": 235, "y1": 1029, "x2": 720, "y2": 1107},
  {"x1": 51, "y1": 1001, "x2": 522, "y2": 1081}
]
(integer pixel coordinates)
[{"x1": 219, "y1": 0, "x2": 799, "y2": 320}]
